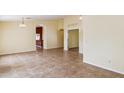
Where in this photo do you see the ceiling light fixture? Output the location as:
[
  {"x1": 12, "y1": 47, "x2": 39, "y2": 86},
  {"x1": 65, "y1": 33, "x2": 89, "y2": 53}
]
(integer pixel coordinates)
[{"x1": 19, "y1": 17, "x2": 26, "y2": 28}]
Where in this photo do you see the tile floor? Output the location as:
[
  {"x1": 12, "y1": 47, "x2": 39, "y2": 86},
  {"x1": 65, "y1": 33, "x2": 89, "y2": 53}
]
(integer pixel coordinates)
[{"x1": 0, "y1": 48, "x2": 123, "y2": 78}]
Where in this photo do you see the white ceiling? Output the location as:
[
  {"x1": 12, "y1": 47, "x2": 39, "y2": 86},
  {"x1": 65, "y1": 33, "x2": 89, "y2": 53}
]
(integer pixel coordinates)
[{"x1": 0, "y1": 15, "x2": 67, "y2": 21}]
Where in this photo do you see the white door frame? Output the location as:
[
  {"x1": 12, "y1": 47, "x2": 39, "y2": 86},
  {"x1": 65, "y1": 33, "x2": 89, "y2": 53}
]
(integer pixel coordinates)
[
  {"x1": 68, "y1": 29, "x2": 79, "y2": 51},
  {"x1": 64, "y1": 27, "x2": 81, "y2": 53}
]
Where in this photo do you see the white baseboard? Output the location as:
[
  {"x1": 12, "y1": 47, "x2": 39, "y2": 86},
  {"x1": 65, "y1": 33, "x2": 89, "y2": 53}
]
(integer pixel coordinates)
[
  {"x1": 0, "y1": 49, "x2": 36, "y2": 55},
  {"x1": 84, "y1": 61, "x2": 124, "y2": 75}
]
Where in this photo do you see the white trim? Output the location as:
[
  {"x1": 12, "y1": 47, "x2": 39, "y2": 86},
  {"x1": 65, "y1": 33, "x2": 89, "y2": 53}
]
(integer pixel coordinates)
[
  {"x1": 0, "y1": 49, "x2": 36, "y2": 56},
  {"x1": 84, "y1": 61, "x2": 124, "y2": 75}
]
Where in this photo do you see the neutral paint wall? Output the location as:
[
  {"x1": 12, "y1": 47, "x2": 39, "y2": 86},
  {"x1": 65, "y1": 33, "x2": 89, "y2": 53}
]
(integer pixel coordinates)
[
  {"x1": 0, "y1": 21, "x2": 36, "y2": 55},
  {"x1": 0, "y1": 19, "x2": 64, "y2": 55},
  {"x1": 0, "y1": 24, "x2": 2, "y2": 52},
  {"x1": 45, "y1": 20, "x2": 58, "y2": 49},
  {"x1": 64, "y1": 15, "x2": 83, "y2": 54},
  {"x1": 57, "y1": 19, "x2": 64, "y2": 48},
  {"x1": 58, "y1": 19, "x2": 64, "y2": 30},
  {"x1": 83, "y1": 16, "x2": 124, "y2": 74},
  {"x1": 57, "y1": 30, "x2": 64, "y2": 48},
  {"x1": 68, "y1": 29, "x2": 79, "y2": 48}
]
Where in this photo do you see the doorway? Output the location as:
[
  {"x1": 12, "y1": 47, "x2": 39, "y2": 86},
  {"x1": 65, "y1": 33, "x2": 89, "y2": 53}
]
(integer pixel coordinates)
[
  {"x1": 36, "y1": 27, "x2": 43, "y2": 50},
  {"x1": 68, "y1": 29, "x2": 79, "y2": 52}
]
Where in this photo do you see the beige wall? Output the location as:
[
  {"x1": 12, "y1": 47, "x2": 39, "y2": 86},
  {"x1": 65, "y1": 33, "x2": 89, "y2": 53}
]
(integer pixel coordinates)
[
  {"x1": 0, "y1": 24, "x2": 2, "y2": 53},
  {"x1": 57, "y1": 19, "x2": 64, "y2": 48},
  {"x1": 0, "y1": 19, "x2": 64, "y2": 55},
  {"x1": 64, "y1": 15, "x2": 83, "y2": 54},
  {"x1": 68, "y1": 29, "x2": 79, "y2": 48},
  {"x1": 83, "y1": 16, "x2": 124, "y2": 74},
  {"x1": 45, "y1": 20, "x2": 58, "y2": 49},
  {"x1": 0, "y1": 21, "x2": 36, "y2": 55}
]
